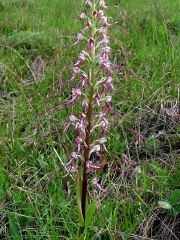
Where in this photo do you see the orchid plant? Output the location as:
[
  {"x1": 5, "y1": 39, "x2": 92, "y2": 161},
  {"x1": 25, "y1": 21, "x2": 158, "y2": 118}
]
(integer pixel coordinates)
[{"x1": 64, "y1": 0, "x2": 114, "y2": 238}]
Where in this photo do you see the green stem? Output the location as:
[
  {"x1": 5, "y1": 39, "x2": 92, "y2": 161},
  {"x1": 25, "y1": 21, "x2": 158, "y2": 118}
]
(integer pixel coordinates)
[{"x1": 80, "y1": 14, "x2": 96, "y2": 235}]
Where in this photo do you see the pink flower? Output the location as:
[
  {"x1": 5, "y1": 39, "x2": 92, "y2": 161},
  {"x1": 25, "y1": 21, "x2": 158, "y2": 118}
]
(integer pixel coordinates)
[
  {"x1": 101, "y1": 34, "x2": 109, "y2": 46},
  {"x1": 76, "y1": 136, "x2": 83, "y2": 152},
  {"x1": 98, "y1": 10, "x2": 104, "y2": 18},
  {"x1": 104, "y1": 95, "x2": 112, "y2": 103},
  {"x1": 93, "y1": 178, "x2": 107, "y2": 192},
  {"x1": 102, "y1": 61, "x2": 112, "y2": 74},
  {"x1": 69, "y1": 88, "x2": 81, "y2": 104},
  {"x1": 101, "y1": 77, "x2": 114, "y2": 92},
  {"x1": 98, "y1": 27, "x2": 107, "y2": 34},
  {"x1": 70, "y1": 66, "x2": 81, "y2": 80},
  {"x1": 76, "y1": 113, "x2": 86, "y2": 137},
  {"x1": 73, "y1": 33, "x2": 84, "y2": 46},
  {"x1": 59, "y1": 152, "x2": 80, "y2": 179},
  {"x1": 84, "y1": 18, "x2": 92, "y2": 31},
  {"x1": 73, "y1": 66, "x2": 81, "y2": 74},
  {"x1": 89, "y1": 144, "x2": 101, "y2": 157},
  {"x1": 79, "y1": 13, "x2": 86, "y2": 20},
  {"x1": 98, "y1": 47, "x2": 111, "y2": 68},
  {"x1": 106, "y1": 76, "x2": 115, "y2": 90},
  {"x1": 101, "y1": 16, "x2": 110, "y2": 27},
  {"x1": 99, "y1": 0, "x2": 107, "y2": 8},
  {"x1": 101, "y1": 115, "x2": 109, "y2": 132},
  {"x1": 74, "y1": 52, "x2": 85, "y2": 67},
  {"x1": 93, "y1": 10, "x2": 98, "y2": 17},
  {"x1": 81, "y1": 72, "x2": 88, "y2": 87},
  {"x1": 89, "y1": 37, "x2": 95, "y2": 50},
  {"x1": 77, "y1": 33, "x2": 84, "y2": 42},
  {"x1": 67, "y1": 152, "x2": 78, "y2": 166},
  {"x1": 94, "y1": 92, "x2": 101, "y2": 106},
  {"x1": 96, "y1": 137, "x2": 108, "y2": 152},
  {"x1": 85, "y1": 0, "x2": 92, "y2": 7},
  {"x1": 64, "y1": 115, "x2": 78, "y2": 131},
  {"x1": 82, "y1": 99, "x2": 88, "y2": 112}
]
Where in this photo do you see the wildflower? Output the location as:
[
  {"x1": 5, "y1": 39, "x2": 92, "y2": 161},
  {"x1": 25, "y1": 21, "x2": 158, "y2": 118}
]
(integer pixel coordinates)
[
  {"x1": 99, "y1": 0, "x2": 107, "y2": 8},
  {"x1": 89, "y1": 37, "x2": 95, "y2": 50},
  {"x1": 104, "y1": 95, "x2": 112, "y2": 103},
  {"x1": 93, "y1": 178, "x2": 107, "y2": 192},
  {"x1": 89, "y1": 144, "x2": 101, "y2": 157},
  {"x1": 94, "y1": 92, "x2": 101, "y2": 106},
  {"x1": 79, "y1": 13, "x2": 87, "y2": 20},
  {"x1": 93, "y1": 10, "x2": 99, "y2": 17},
  {"x1": 84, "y1": 18, "x2": 92, "y2": 31},
  {"x1": 64, "y1": 115, "x2": 78, "y2": 131},
  {"x1": 99, "y1": 113, "x2": 109, "y2": 132},
  {"x1": 85, "y1": 0, "x2": 92, "y2": 7},
  {"x1": 69, "y1": 88, "x2": 81, "y2": 104},
  {"x1": 63, "y1": 0, "x2": 113, "y2": 233},
  {"x1": 76, "y1": 136, "x2": 83, "y2": 152},
  {"x1": 74, "y1": 52, "x2": 86, "y2": 67},
  {"x1": 81, "y1": 72, "x2": 88, "y2": 87}
]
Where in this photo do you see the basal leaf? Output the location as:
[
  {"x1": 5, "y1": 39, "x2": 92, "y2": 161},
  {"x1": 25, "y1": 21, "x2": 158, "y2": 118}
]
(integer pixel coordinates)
[
  {"x1": 170, "y1": 189, "x2": 180, "y2": 213},
  {"x1": 76, "y1": 170, "x2": 84, "y2": 227},
  {"x1": 85, "y1": 200, "x2": 96, "y2": 230}
]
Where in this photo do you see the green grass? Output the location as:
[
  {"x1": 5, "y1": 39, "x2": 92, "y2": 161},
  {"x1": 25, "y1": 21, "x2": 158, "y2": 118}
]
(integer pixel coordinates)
[{"x1": 0, "y1": 0, "x2": 180, "y2": 239}]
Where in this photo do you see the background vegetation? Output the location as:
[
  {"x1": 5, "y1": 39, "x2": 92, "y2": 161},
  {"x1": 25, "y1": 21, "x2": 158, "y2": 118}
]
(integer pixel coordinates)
[{"x1": 0, "y1": 0, "x2": 179, "y2": 239}]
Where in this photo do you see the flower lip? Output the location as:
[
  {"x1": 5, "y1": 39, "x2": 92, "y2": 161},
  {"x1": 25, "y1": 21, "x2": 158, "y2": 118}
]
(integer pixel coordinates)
[
  {"x1": 93, "y1": 178, "x2": 107, "y2": 192},
  {"x1": 71, "y1": 152, "x2": 78, "y2": 159},
  {"x1": 79, "y1": 13, "x2": 87, "y2": 20},
  {"x1": 104, "y1": 95, "x2": 112, "y2": 102},
  {"x1": 84, "y1": 0, "x2": 92, "y2": 7},
  {"x1": 93, "y1": 10, "x2": 98, "y2": 17},
  {"x1": 89, "y1": 144, "x2": 101, "y2": 157},
  {"x1": 69, "y1": 115, "x2": 78, "y2": 122},
  {"x1": 89, "y1": 37, "x2": 95, "y2": 49},
  {"x1": 98, "y1": 10, "x2": 104, "y2": 17},
  {"x1": 94, "y1": 92, "x2": 101, "y2": 106},
  {"x1": 74, "y1": 52, "x2": 85, "y2": 67},
  {"x1": 98, "y1": 137, "x2": 107, "y2": 144},
  {"x1": 99, "y1": 0, "x2": 107, "y2": 8}
]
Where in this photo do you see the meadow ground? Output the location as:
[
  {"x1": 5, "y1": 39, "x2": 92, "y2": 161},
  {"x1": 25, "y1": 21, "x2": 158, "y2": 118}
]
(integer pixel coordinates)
[{"x1": 0, "y1": 0, "x2": 180, "y2": 239}]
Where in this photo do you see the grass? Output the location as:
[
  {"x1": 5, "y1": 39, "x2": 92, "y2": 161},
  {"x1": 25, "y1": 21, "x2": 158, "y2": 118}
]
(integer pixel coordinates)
[{"x1": 0, "y1": 0, "x2": 180, "y2": 239}]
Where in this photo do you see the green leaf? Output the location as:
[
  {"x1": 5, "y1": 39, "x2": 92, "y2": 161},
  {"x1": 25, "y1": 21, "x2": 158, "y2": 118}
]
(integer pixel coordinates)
[
  {"x1": 77, "y1": 234, "x2": 86, "y2": 240},
  {"x1": 76, "y1": 170, "x2": 84, "y2": 227},
  {"x1": 0, "y1": 167, "x2": 9, "y2": 200},
  {"x1": 0, "y1": 225, "x2": 4, "y2": 235},
  {"x1": 158, "y1": 201, "x2": 172, "y2": 210},
  {"x1": 9, "y1": 214, "x2": 21, "y2": 240},
  {"x1": 170, "y1": 189, "x2": 180, "y2": 213},
  {"x1": 85, "y1": 200, "x2": 96, "y2": 230}
]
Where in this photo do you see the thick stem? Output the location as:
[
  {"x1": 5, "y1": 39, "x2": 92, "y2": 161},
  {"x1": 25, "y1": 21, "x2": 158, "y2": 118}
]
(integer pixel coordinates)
[
  {"x1": 81, "y1": 68, "x2": 95, "y2": 221},
  {"x1": 81, "y1": 3, "x2": 96, "y2": 229},
  {"x1": 81, "y1": 47, "x2": 95, "y2": 225},
  {"x1": 81, "y1": 103, "x2": 92, "y2": 220}
]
